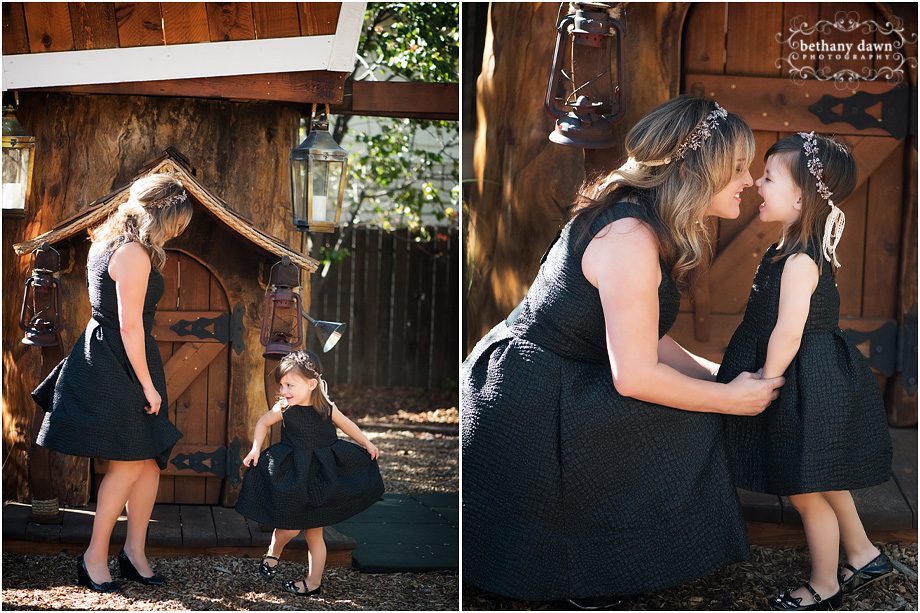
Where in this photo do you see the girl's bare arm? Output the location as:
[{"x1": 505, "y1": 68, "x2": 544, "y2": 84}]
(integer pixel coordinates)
[{"x1": 762, "y1": 254, "x2": 819, "y2": 379}]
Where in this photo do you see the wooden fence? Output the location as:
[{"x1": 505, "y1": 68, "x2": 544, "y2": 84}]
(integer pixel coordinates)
[{"x1": 307, "y1": 226, "x2": 459, "y2": 389}]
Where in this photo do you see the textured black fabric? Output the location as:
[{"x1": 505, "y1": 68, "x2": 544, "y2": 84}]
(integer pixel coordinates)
[
  {"x1": 718, "y1": 244, "x2": 892, "y2": 495},
  {"x1": 33, "y1": 243, "x2": 182, "y2": 469},
  {"x1": 235, "y1": 406, "x2": 384, "y2": 530},
  {"x1": 461, "y1": 201, "x2": 749, "y2": 601}
]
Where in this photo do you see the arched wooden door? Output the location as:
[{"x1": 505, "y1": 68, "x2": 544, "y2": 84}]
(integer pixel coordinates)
[
  {"x1": 676, "y1": 3, "x2": 913, "y2": 420},
  {"x1": 93, "y1": 250, "x2": 232, "y2": 505}
]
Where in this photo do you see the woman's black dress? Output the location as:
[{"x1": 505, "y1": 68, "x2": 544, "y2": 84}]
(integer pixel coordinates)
[
  {"x1": 235, "y1": 406, "x2": 385, "y2": 530},
  {"x1": 33, "y1": 242, "x2": 182, "y2": 469},
  {"x1": 461, "y1": 201, "x2": 749, "y2": 601},
  {"x1": 717, "y1": 244, "x2": 892, "y2": 495}
]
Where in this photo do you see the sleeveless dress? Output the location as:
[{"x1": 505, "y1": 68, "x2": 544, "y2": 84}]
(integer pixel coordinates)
[
  {"x1": 462, "y1": 201, "x2": 749, "y2": 601},
  {"x1": 717, "y1": 244, "x2": 892, "y2": 495},
  {"x1": 234, "y1": 406, "x2": 385, "y2": 529},
  {"x1": 33, "y1": 242, "x2": 182, "y2": 469}
]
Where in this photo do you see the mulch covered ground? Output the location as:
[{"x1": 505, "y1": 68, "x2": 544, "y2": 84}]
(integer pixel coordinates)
[
  {"x1": 463, "y1": 542, "x2": 918, "y2": 611},
  {"x1": 2, "y1": 394, "x2": 459, "y2": 611}
]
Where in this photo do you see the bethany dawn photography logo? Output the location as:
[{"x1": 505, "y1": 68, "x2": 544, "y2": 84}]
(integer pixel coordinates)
[{"x1": 777, "y1": 11, "x2": 917, "y2": 89}]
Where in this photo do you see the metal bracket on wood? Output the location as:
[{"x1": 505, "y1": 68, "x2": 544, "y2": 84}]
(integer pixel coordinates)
[
  {"x1": 897, "y1": 304, "x2": 917, "y2": 394},
  {"x1": 843, "y1": 320, "x2": 898, "y2": 376},
  {"x1": 808, "y1": 84, "x2": 909, "y2": 139},
  {"x1": 170, "y1": 448, "x2": 227, "y2": 477},
  {"x1": 169, "y1": 313, "x2": 229, "y2": 344}
]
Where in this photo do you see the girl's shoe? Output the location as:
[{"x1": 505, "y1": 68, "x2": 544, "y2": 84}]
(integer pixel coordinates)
[
  {"x1": 839, "y1": 552, "x2": 894, "y2": 594},
  {"x1": 259, "y1": 555, "x2": 280, "y2": 579},
  {"x1": 566, "y1": 596, "x2": 623, "y2": 610},
  {"x1": 77, "y1": 555, "x2": 122, "y2": 592},
  {"x1": 282, "y1": 578, "x2": 322, "y2": 597},
  {"x1": 769, "y1": 583, "x2": 842, "y2": 611},
  {"x1": 118, "y1": 550, "x2": 166, "y2": 586}
]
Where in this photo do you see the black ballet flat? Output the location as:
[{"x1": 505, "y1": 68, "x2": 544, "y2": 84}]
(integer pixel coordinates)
[
  {"x1": 77, "y1": 555, "x2": 122, "y2": 592},
  {"x1": 259, "y1": 555, "x2": 280, "y2": 579},
  {"x1": 282, "y1": 578, "x2": 321, "y2": 597},
  {"x1": 566, "y1": 596, "x2": 623, "y2": 610},
  {"x1": 769, "y1": 583, "x2": 842, "y2": 611},
  {"x1": 839, "y1": 552, "x2": 895, "y2": 595},
  {"x1": 117, "y1": 550, "x2": 166, "y2": 586}
]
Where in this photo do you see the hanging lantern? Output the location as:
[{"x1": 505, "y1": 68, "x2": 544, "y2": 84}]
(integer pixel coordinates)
[
  {"x1": 290, "y1": 103, "x2": 348, "y2": 233},
  {"x1": 3, "y1": 100, "x2": 36, "y2": 216},
  {"x1": 19, "y1": 243, "x2": 62, "y2": 347},
  {"x1": 260, "y1": 257, "x2": 304, "y2": 359},
  {"x1": 544, "y1": 2, "x2": 626, "y2": 148}
]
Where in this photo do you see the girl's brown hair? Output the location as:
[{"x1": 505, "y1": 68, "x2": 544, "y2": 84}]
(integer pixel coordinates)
[
  {"x1": 572, "y1": 95, "x2": 756, "y2": 289},
  {"x1": 765, "y1": 134, "x2": 857, "y2": 271},
  {"x1": 276, "y1": 350, "x2": 335, "y2": 419},
  {"x1": 89, "y1": 174, "x2": 193, "y2": 271}
]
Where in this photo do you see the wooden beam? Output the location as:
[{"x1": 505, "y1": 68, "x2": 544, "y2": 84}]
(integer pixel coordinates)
[{"x1": 335, "y1": 80, "x2": 460, "y2": 120}]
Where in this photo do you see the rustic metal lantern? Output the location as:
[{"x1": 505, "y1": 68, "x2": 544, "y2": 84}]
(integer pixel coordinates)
[
  {"x1": 260, "y1": 257, "x2": 304, "y2": 358},
  {"x1": 544, "y1": 2, "x2": 626, "y2": 148},
  {"x1": 19, "y1": 242, "x2": 62, "y2": 347},
  {"x1": 290, "y1": 103, "x2": 348, "y2": 233},
  {"x1": 3, "y1": 101, "x2": 36, "y2": 215}
]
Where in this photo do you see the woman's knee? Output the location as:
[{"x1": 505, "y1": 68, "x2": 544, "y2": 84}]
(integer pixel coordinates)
[{"x1": 108, "y1": 459, "x2": 147, "y2": 477}]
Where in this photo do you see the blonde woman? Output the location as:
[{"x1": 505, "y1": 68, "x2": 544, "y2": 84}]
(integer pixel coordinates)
[
  {"x1": 461, "y1": 96, "x2": 785, "y2": 607},
  {"x1": 33, "y1": 174, "x2": 193, "y2": 592}
]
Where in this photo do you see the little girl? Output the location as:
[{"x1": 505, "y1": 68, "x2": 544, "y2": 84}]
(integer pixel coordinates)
[
  {"x1": 235, "y1": 350, "x2": 384, "y2": 597},
  {"x1": 718, "y1": 132, "x2": 893, "y2": 611}
]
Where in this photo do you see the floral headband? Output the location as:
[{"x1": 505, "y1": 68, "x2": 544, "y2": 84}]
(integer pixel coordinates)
[
  {"x1": 638, "y1": 101, "x2": 729, "y2": 167},
  {"x1": 798, "y1": 131, "x2": 845, "y2": 268},
  {"x1": 151, "y1": 191, "x2": 188, "y2": 208}
]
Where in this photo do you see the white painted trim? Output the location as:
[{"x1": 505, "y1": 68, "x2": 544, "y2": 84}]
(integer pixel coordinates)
[
  {"x1": 2, "y1": 35, "x2": 339, "y2": 90},
  {"x1": 327, "y1": 2, "x2": 367, "y2": 72}
]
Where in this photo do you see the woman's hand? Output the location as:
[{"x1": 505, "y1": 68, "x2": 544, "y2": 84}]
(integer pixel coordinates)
[
  {"x1": 242, "y1": 448, "x2": 260, "y2": 467},
  {"x1": 364, "y1": 442, "x2": 380, "y2": 460},
  {"x1": 142, "y1": 385, "x2": 161, "y2": 415},
  {"x1": 724, "y1": 371, "x2": 785, "y2": 415}
]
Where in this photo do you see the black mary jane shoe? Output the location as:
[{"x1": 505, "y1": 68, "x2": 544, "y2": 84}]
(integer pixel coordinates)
[
  {"x1": 117, "y1": 550, "x2": 166, "y2": 586},
  {"x1": 259, "y1": 555, "x2": 280, "y2": 579},
  {"x1": 769, "y1": 583, "x2": 842, "y2": 611},
  {"x1": 77, "y1": 555, "x2": 122, "y2": 593},
  {"x1": 566, "y1": 596, "x2": 624, "y2": 610},
  {"x1": 839, "y1": 551, "x2": 895, "y2": 595},
  {"x1": 282, "y1": 578, "x2": 322, "y2": 597}
]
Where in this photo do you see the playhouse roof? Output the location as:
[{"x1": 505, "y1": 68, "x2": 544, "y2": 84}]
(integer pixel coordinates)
[{"x1": 13, "y1": 149, "x2": 319, "y2": 273}]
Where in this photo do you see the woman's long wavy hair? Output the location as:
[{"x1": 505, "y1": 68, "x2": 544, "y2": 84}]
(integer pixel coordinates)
[
  {"x1": 766, "y1": 134, "x2": 857, "y2": 273},
  {"x1": 572, "y1": 95, "x2": 756, "y2": 289},
  {"x1": 89, "y1": 174, "x2": 193, "y2": 271},
  {"x1": 276, "y1": 350, "x2": 335, "y2": 419}
]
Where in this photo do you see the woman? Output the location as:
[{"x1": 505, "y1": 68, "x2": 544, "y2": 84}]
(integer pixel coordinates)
[
  {"x1": 33, "y1": 174, "x2": 193, "y2": 591},
  {"x1": 462, "y1": 96, "x2": 785, "y2": 606}
]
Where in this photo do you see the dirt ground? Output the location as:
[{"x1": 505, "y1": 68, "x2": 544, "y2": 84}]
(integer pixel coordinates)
[{"x1": 463, "y1": 542, "x2": 918, "y2": 611}]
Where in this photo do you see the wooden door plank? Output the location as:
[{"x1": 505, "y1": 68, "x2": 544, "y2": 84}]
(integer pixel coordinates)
[
  {"x1": 206, "y1": 2, "x2": 255, "y2": 41},
  {"x1": 24, "y1": 3, "x2": 75, "y2": 53},
  {"x1": 156, "y1": 253, "x2": 181, "y2": 503},
  {"x1": 180, "y1": 505, "x2": 217, "y2": 547},
  {"x1": 781, "y1": 3, "x2": 820, "y2": 74},
  {"x1": 725, "y1": 3, "x2": 782, "y2": 77},
  {"x1": 161, "y1": 2, "x2": 210, "y2": 45},
  {"x1": 147, "y1": 503, "x2": 181, "y2": 547},
  {"x1": 297, "y1": 2, "x2": 340, "y2": 36},
  {"x1": 836, "y1": 181, "x2": 868, "y2": 318},
  {"x1": 212, "y1": 505, "x2": 251, "y2": 546},
  {"x1": 163, "y1": 342, "x2": 226, "y2": 404},
  {"x1": 114, "y1": 2, "x2": 164, "y2": 48},
  {"x1": 862, "y1": 144, "x2": 904, "y2": 318},
  {"x1": 70, "y1": 2, "x2": 119, "y2": 50},
  {"x1": 684, "y1": 74, "x2": 904, "y2": 137},
  {"x1": 3, "y1": 3, "x2": 31, "y2": 55},
  {"x1": 206, "y1": 275, "x2": 230, "y2": 505},
  {"x1": 708, "y1": 136, "x2": 903, "y2": 314},
  {"x1": 251, "y1": 2, "x2": 300, "y2": 39},
  {"x1": 681, "y1": 2, "x2": 725, "y2": 75}
]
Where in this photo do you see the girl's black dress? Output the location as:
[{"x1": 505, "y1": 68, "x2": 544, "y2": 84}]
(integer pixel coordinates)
[
  {"x1": 461, "y1": 201, "x2": 749, "y2": 601},
  {"x1": 717, "y1": 244, "x2": 892, "y2": 495},
  {"x1": 33, "y1": 242, "x2": 182, "y2": 469},
  {"x1": 235, "y1": 406, "x2": 384, "y2": 529}
]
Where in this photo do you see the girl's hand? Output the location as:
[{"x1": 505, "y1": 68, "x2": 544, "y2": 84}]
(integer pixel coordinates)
[
  {"x1": 242, "y1": 448, "x2": 260, "y2": 467},
  {"x1": 142, "y1": 385, "x2": 161, "y2": 415},
  {"x1": 725, "y1": 371, "x2": 784, "y2": 416},
  {"x1": 364, "y1": 442, "x2": 380, "y2": 460}
]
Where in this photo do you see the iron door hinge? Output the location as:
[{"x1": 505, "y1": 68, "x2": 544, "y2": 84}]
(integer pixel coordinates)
[
  {"x1": 169, "y1": 438, "x2": 243, "y2": 484},
  {"x1": 809, "y1": 84, "x2": 909, "y2": 139},
  {"x1": 842, "y1": 304, "x2": 917, "y2": 394}
]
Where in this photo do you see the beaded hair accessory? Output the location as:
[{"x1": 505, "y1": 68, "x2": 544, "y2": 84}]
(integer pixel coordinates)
[
  {"x1": 636, "y1": 101, "x2": 729, "y2": 167},
  {"x1": 284, "y1": 351, "x2": 339, "y2": 414},
  {"x1": 798, "y1": 131, "x2": 845, "y2": 268},
  {"x1": 151, "y1": 190, "x2": 188, "y2": 208}
]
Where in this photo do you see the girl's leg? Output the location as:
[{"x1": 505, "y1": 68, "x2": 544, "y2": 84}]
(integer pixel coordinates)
[
  {"x1": 84, "y1": 460, "x2": 146, "y2": 583},
  {"x1": 304, "y1": 527, "x2": 326, "y2": 591},
  {"x1": 786, "y1": 493, "x2": 841, "y2": 604},
  {"x1": 123, "y1": 459, "x2": 161, "y2": 577},
  {"x1": 265, "y1": 528, "x2": 302, "y2": 569},
  {"x1": 820, "y1": 490, "x2": 880, "y2": 578}
]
